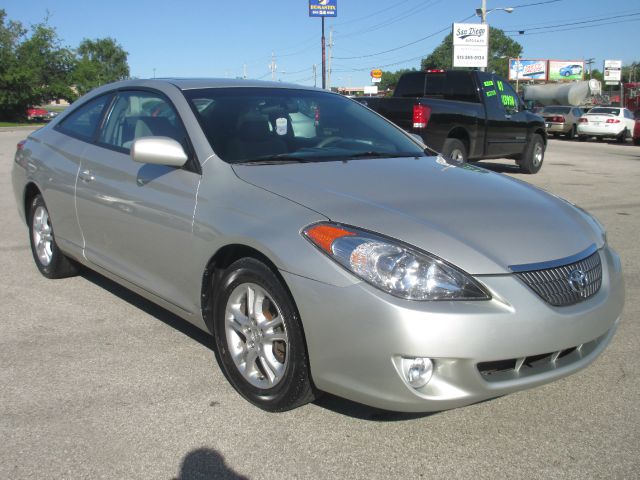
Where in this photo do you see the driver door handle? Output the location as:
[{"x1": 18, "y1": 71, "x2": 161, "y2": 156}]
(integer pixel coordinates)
[{"x1": 79, "y1": 170, "x2": 95, "y2": 183}]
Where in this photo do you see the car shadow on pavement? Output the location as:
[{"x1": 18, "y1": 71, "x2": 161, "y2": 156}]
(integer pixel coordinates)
[
  {"x1": 313, "y1": 393, "x2": 435, "y2": 422},
  {"x1": 173, "y1": 448, "x2": 249, "y2": 480},
  {"x1": 80, "y1": 268, "x2": 215, "y2": 352},
  {"x1": 474, "y1": 161, "x2": 523, "y2": 174}
]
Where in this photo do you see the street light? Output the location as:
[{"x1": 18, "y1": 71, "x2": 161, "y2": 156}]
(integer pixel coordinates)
[{"x1": 475, "y1": 1, "x2": 514, "y2": 71}]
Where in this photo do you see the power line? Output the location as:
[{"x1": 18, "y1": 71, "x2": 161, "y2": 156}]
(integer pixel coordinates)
[
  {"x1": 503, "y1": 11, "x2": 640, "y2": 33},
  {"x1": 509, "y1": 17, "x2": 640, "y2": 36},
  {"x1": 334, "y1": 13, "x2": 475, "y2": 60}
]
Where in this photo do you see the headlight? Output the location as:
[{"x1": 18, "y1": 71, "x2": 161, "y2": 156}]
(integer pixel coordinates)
[{"x1": 303, "y1": 223, "x2": 490, "y2": 301}]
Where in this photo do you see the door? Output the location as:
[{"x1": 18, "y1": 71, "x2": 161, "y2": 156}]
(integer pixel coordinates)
[
  {"x1": 75, "y1": 89, "x2": 201, "y2": 312},
  {"x1": 479, "y1": 73, "x2": 529, "y2": 157}
]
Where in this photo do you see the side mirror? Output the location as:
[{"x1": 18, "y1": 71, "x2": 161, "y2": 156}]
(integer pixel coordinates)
[{"x1": 131, "y1": 137, "x2": 188, "y2": 167}]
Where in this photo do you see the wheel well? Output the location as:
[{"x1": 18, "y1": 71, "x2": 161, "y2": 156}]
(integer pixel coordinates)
[
  {"x1": 200, "y1": 244, "x2": 287, "y2": 333},
  {"x1": 535, "y1": 128, "x2": 547, "y2": 144},
  {"x1": 23, "y1": 183, "x2": 41, "y2": 224},
  {"x1": 447, "y1": 128, "x2": 470, "y2": 152}
]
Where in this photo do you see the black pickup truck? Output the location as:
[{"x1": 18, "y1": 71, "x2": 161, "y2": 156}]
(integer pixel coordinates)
[{"x1": 356, "y1": 70, "x2": 547, "y2": 173}]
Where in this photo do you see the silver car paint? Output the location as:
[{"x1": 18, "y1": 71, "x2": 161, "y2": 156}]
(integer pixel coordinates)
[{"x1": 12, "y1": 78, "x2": 624, "y2": 412}]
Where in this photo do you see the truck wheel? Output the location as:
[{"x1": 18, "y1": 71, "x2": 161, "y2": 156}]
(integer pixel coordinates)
[
  {"x1": 519, "y1": 134, "x2": 544, "y2": 174},
  {"x1": 441, "y1": 138, "x2": 467, "y2": 163}
]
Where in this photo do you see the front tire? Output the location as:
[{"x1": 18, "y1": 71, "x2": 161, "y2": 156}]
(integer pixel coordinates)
[
  {"x1": 519, "y1": 134, "x2": 545, "y2": 174},
  {"x1": 28, "y1": 195, "x2": 78, "y2": 279},
  {"x1": 441, "y1": 138, "x2": 467, "y2": 163},
  {"x1": 213, "y1": 258, "x2": 315, "y2": 411}
]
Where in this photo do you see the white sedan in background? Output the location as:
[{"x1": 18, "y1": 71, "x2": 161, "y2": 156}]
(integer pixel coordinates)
[{"x1": 578, "y1": 106, "x2": 636, "y2": 142}]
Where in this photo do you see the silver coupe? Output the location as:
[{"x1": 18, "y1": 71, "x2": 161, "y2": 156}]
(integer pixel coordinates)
[{"x1": 12, "y1": 79, "x2": 624, "y2": 412}]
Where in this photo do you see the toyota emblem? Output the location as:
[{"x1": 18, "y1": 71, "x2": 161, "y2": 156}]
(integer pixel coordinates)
[{"x1": 568, "y1": 269, "x2": 588, "y2": 296}]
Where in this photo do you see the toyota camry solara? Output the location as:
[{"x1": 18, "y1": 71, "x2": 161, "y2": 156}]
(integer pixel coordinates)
[{"x1": 12, "y1": 79, "x2": 624, "y2": 412}]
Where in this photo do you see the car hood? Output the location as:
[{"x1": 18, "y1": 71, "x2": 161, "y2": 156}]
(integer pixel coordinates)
[{"x1": 232, "y1": 156, "x2": 603, "y2": 274}]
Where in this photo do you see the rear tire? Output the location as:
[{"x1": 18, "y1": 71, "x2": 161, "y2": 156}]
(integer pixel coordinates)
[
  {"x1": 578, "y1": 135, "x2": 588, "y2": 142},
  {"x1": 213, "y1": 258, "x2": 316, "y2": 412},
  {"x1": 617, "y1": 129, "x2": 628, "y2": 143},
  {"x1": 441, "y1": 138, "x2": 467, "y2": 163},
  {"x1": 519, "y1": 134, "x2": 545, "y2": 174},
  {"x1": 28, "y1": 195, "x2": 78, "y2": 279},
  {"x1": 564, "y1": 125, "x2": 576, "y2": 139}
]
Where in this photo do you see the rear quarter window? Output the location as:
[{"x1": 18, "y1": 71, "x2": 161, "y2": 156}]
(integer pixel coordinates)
[{"x1": 56, "y1": 94, "x2": 111, "y2": 141}]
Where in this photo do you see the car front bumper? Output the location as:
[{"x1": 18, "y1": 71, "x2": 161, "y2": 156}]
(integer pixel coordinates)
[{"x1": 284, "y1": 245, "x2": 624, "y2": 412}]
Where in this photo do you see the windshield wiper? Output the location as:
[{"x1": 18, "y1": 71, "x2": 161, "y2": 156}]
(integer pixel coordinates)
[{"x1": 236, "y1": 154, "x2": 313, "y2": 165}]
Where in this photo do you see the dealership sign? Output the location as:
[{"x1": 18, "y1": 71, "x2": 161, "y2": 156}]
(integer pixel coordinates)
[
  {"x1": 452, "y1": 23, "x2": 488, "y2": 68},
  {"x1": 548, "y1": 60, "x2": 584, "y2": 81},
  {"x1": 309, "y1": 0, "x2": 337, "y2": 17},
  {"x1": 508, "y1": 59, "x2": 547, "y2": 81},
  {"x1": 603, "y1": 60, "x2": 622, "y2": 83}
]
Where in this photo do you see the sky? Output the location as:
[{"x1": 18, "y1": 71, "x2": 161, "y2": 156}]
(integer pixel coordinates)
[{"x1": 3, "y1": 0, "x2": 638, "y2": 88}]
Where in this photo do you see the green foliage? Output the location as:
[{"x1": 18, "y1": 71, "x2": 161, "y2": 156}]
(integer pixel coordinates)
[
  {"x1": 420, "y1": 28, "x2": 522, "y2": 79},
  {"x1": 0, "y1": 10, "x2": 75, "y2": 120},
  {"x1": 72, "y1": 38, "x2": 129, "y2": 96},
  {"x1": 0, "y1": 9, "x2": 130, "y2": 121},
  {"x1": 379, "y1": 68, "x2": 417, "y2": 93}
]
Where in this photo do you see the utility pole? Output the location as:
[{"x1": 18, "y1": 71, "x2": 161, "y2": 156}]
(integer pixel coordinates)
[
  {"x1": 327, "y1": 28, "x2": 334, "y2": 90},
  {"x1": 269, "y1": 52, "x2": 277, "y2": 81},
  {"x1": 313, "y1": 64, "x2": 317, "y2": 88},
  {"x1": 243, "y1": 64, "x2": 247, "y2": 79},
  {"x1": 585, "y1": 58, "x2": 595, "y2": 79},
  {"x1": 321, "y1": 18, "x2": 326, "y2": 89},
  {"x1": 479, "y1": 0, "x2": 487, "y2": 72}
]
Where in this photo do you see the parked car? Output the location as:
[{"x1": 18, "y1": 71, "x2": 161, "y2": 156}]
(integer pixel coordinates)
[
  {"x1": 633, "y1": 110, "x2": 640, "y2": 145},
  {"x1": 540, "y1": 105, "x2": 583, "y2": 139},
  {"x1": 12, "y1": 79, "x2": 624, "y2": 413},
  {"x1": 355, "y1": 70, "x2": 547, "y2": 173},
  {"x1": 26, "y1": 107, "x2": 49, "y2": 122},
  {"x1": 560, "y1": 64, "x2": 582, "y2": 77},
  {"x1": 577, "y1": 106, "x2": 636, "y2": 142}
]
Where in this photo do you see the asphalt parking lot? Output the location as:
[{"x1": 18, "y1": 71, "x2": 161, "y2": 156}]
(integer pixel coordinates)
[{"x1": 1, "y1": 129, "x2": 639, "y2": 479}]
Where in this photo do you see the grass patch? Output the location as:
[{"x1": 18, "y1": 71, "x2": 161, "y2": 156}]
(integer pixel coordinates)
[{"x1": 0, "y1": 122, "x2": 45, "y2": 127}]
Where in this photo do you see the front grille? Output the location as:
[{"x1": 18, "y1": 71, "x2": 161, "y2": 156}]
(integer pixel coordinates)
[
  {"x1": 477, "y1": 332, "x2": 608, "y2": 383},
  {"x1": 515, "y1": 250, "x2": 602, "y2": 307}
]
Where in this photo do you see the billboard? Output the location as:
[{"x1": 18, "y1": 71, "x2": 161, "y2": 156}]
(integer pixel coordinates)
[
  {"x1": 508, "y1": 59, "x2": 547, "y2": 81},
  {"x1": 452, "y1": 23, "x2": 489, "y2": 68},
  {"x1": 548, "y1": 60, "x2": 584, "y2": 81},
  {"x1": 309, "y1": 0, "x2": 337, "y2": 17},
  {"x1": 603, "y1": 60, "x2": 622, "y2": 83}
]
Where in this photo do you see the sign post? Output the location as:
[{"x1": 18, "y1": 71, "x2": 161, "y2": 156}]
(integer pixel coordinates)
[
  {"x1": 309, "y1": 1, "x2": 337, "y2": 89},
  {"x1": 604, "y1": 60, "x2": 623, "y2": 107}
]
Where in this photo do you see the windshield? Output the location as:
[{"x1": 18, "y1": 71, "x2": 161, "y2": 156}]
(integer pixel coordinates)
[{"x1": 183, "y1": 87, "x2": 429, "y2": 163}]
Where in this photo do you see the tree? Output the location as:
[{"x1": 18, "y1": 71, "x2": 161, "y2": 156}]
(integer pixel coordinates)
[
  {"x1": 72, "y1": 38, "x2": 129, "y2": 96},
  {"x1": 421, "y1": 28, "x2": 522, "y2": 79},
  {"x1": 0, "y1": 9, "x2": 75, "y2": 121}
]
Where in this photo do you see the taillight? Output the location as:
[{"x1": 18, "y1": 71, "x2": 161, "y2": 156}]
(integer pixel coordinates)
[
  {"x1": 425, "y1": 69, "x2": 445, "y2": 73},
  {"x1": 579, "y1": 118, "x2": 588, "y2": 123},
  {"x1": 413, "y1": 104, "x2": 431, "y2": 129},
  {"x1": 606, "y1": 118, "x2": 620, "y2": 124},
  {"x1": 551, "y1": 115, "x2": 565, "y2": 123},
  {"x1": 17, "y1": 140, "x2": 26, "y2": 151}
]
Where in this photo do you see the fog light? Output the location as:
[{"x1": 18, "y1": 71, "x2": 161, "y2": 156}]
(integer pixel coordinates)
[{"x1": 401, "y1": 357, "x2": 433, "y2": 389}]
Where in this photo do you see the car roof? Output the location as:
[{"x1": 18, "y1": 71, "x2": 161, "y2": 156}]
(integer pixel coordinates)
[{"x1": 96, "y1": 78, "x2": 321, "y2": 92}]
